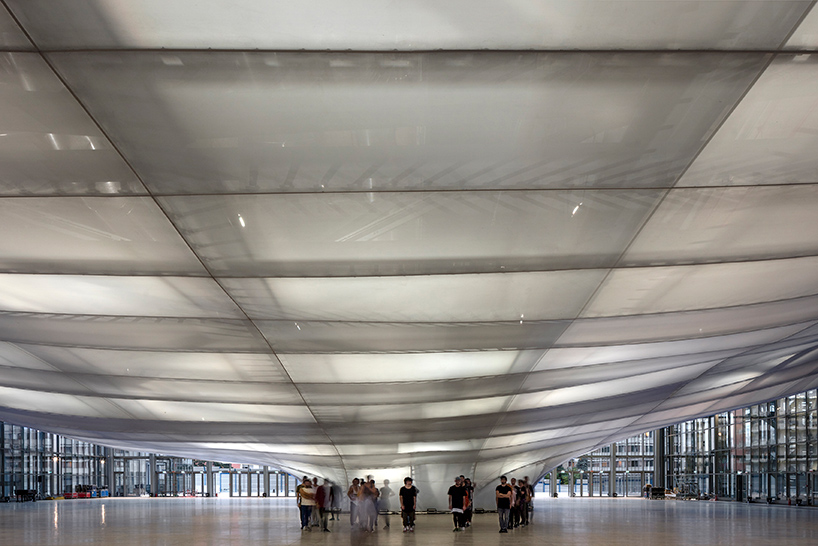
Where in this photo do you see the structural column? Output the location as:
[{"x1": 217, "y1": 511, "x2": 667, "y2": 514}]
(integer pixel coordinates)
[
  {"x1": 149, "y1": 454, "x2": 157, "y2": 496},
  {"x1": 206, "y1": 462, "x2": 214, "y2": 497},
  {"x1": 609, "y1": 444, "x2": 616, "y2": 496},
  {"x1": 263, "y1": 466, "x2": 270, "y2": 497},
  {"x1": 550, "y1": 470, "x2": 558, "y2": 497},
  {"x1": 654, "y1": 429, "x2": 665, "y2": 490},
  {"x1": 105, "y1": 448, "x2": 114, "y2": 495}
]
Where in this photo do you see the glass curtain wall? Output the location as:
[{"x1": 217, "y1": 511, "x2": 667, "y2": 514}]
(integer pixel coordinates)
[
  {"x1": 662, "y1": 389, "x2": 817, "y2": 505},
  {"x1": 7, "y1": 388, "x2": 816, "y2": 503},
  {"x1": 1, "y1": 424, "x2": 107, "y2": 499},
  {"x1": 2, "y1": 421, "x2": 297, "y2": 500},
  {"x1": 563, "y1": 432, "x2": 654, "y2": 497}
]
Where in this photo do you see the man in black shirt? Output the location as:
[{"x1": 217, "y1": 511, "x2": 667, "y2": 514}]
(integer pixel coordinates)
[
  {"x1": 399, "y1": 477, "x2": 418, "y2": 532},
  {"x1": 495, "y1": 475, "x2": 512, "y2": 533},
  {"x1": 447, "y1": 476, "x2": 468, "y2": 532}
]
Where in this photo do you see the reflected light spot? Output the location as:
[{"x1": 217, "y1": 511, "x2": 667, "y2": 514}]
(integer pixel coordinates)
[
  {"x1": 96, "y1": 181, "x2": 121, "y2": 194},
  {"x1": 47, "y1": 133, "x2": 60, "y2": 150}
]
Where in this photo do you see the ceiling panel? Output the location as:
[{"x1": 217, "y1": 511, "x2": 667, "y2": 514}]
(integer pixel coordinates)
[
  {"x1": 298, "y1": 375, "x2": 529, "y2": 407},
  {"x1": 0, "y1": 343, "x2": 290, "y2": 381},
  {"x1": 7, "y1": 0, "x2": 809, "y2": 50},
  {"x1": 47, "y1": 51, "x2": 767, "y2": 193},
  {"x1": 160, "y1": 191, "x2": 661, "y2": 276},
  {"x1": 557, "y1": 321, "x2": 811, "y2": 352},
  {"x1": 678, "y1": 56, "x2": 818, "y2": 187},
  {"x1": 551, "y1": 295, "x2": 818, "y2": 347},
  {"x1": 0, "y1": 366, "x2": 304, "y2": 404},
  {"x1": 524, "y1": 356, "x2": 725, "y2": 392},
  {"x1": 0, "y1": 385, "x2": 138, "y2": 419},
  {"x1": 509, "y1": 362, "x2": 713, "y2": 411},
  {"x1": 222, "y1": 271, "x2": 607, "y2": 322},
  {"x1": 0, "y1": 274, "x2": 243, "y2": 318},
  {"x1": 0, "y1": 52, "x2": 145, "y2": 195},
  {"x1": 279, "y1": 351, "x2": 540, "y2": 384},
  {"x1": 621, "y1": 186, "x2": 818, "y2": 266},
  {"x1": 785, "y1": 4, "x2": 818, "y2": 48},
  {"x1": 0, "y1": 3, "x2": 32, "y2": 50},
  {"x1": 111, "y1": 399, "x2": 315, "y2": 423},
  {"x1": 312, "y1": 395, "x2": 511, "y2": 423},
  {"x1": 257, "y1": 320, "x2": 569, "y2": 353},
  {"x1": 583, "y1": 257, "x2": 818, "y2": 318},
  {"x1": 0, "y1": 197, "x2": 206, "y2": 275},
  {"x1": 0, "y1": 313, "x2": 270, "y2": 351}
]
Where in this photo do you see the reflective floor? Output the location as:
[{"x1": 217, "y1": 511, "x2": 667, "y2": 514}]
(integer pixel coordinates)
[{"x1": 1, "y1": 497, "x2": 817, "y2": 546}]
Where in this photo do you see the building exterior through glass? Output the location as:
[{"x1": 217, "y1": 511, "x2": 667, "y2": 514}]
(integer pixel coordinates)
[{"x1": 4, "y1": 388, "x2": 817, "y2": 505}]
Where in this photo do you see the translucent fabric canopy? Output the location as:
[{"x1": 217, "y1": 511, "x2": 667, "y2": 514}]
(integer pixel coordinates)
[{"x1": 2, "y1": 0, "x2": 818, "y2": 505}]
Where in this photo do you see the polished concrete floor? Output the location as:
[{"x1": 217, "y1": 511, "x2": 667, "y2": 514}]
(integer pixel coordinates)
[{"x1": 1, "y1": 497, "x2": 816, "y2": 546}]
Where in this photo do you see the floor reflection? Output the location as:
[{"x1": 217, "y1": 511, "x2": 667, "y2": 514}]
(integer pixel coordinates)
[{"x1": 1, "y1": 497, "x2": 816, "y2": 545}]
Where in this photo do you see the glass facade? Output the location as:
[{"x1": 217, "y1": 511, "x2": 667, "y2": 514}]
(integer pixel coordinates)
[
  {"x1": 544, "y1": 432, "x2": 655, "y2": 497},
  {"x1": 5, "y1": 388, "x2": 817, "y2": 504},
  {"x1": 661, "y1": 389, "x2": 818, "y2": 505},
  {"x1": 555, "y1": 388, "x2": 817, "y2": 505},
  {"x1": 2, "y1": 422, "x2": 297, "y2": 500},
  {"x1": 1, "y1": 423, "x2": 106, "y2": 499}
]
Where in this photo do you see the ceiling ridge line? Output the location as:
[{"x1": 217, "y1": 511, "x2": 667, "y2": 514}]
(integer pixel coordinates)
[
  {"x1": 5, "y1": 250, "x2": 818, "y2": 278},
  {"x1": 3, "y1": 288, "x2": 818, "y2": 326},
  {"x1": 9, "y1": 47, "x2": 818, "y2": 55},
  {"x1": 5, "y1": 182, "x2": 818, "y2": 199}
]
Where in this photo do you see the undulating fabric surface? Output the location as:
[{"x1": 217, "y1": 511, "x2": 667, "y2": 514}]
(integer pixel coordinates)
[{"x1": 1, "y1": 0, "x2": 818, "y2": 501}]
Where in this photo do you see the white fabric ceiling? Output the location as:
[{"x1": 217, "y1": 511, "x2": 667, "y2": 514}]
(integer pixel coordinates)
[{"x1": 2, "y1": 0, "x2": 818, "y2": 498}]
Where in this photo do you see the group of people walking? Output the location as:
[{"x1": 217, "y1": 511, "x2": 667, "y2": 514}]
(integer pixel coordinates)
[
  {"x1": 295, "y1": 474, "x2": 418, "y2": 533},
  {"x1": 295, "y1": 473, "x2": 535, "y2": 534},
  {"x1": 446, "y1": 475, "x2": 475, "y2": 531},
  {"x1": 294, "y1": 476, "x2": 340, "y2": 532},
  {"x1": 347, "y1": 475, "x2": 420, "y2": 533},
  {"x1": 495, "y1": 475, "x2": 535, "y2": 533}
]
